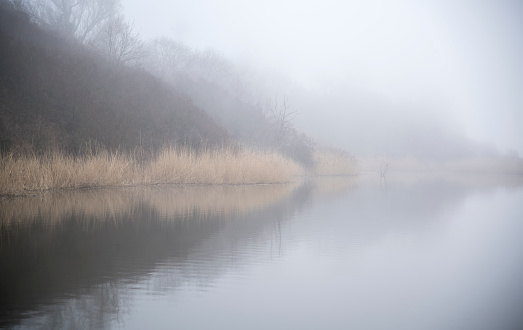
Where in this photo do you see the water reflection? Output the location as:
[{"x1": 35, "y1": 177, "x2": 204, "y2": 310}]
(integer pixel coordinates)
[
  {"x1": 0, "y1": 183, "x2": 311, "y2": 328},
  {"x1": 1, "y1": 174, "x2": 523, "y2": 329}
]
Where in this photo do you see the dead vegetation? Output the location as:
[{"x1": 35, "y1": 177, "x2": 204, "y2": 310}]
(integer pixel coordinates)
[
  {"x1": 312, "y1": 148, "x2": 359, "y2": 176},
  {"x1": 0, "y1": 146, "x2": 304, "y2": 196}
]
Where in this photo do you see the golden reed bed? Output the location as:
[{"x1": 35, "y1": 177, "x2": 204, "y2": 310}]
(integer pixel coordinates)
[{"x1": 0, "y1": 146, "x2": 304, "y2": 196}]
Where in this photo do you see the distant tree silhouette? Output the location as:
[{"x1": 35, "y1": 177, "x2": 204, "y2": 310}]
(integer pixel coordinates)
[
  {"x1": 26, "y1": 0, "x2": 120, "y2": 43},
  {"x1": 0, "y1": 1, "x2": 228, "y2": 154},
  {"x1": 90, "y1": 15, "x2": 146, "y2": 66}
]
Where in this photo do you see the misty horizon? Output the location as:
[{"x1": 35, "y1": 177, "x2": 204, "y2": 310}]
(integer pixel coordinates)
[
  {"x1": 124, "y1": 0, "x2": 523, "y2": 158},
  {"x1": 2, "y1": 2, "x2": 523, "y2": 328}
]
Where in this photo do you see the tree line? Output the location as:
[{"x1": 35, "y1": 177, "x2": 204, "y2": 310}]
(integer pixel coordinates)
[
  {"x1": 0, "y1": 0, "x2": 228, "y2": 154},
  {"x1": 2, "y1": 0, "x2": 315, "y2": 167}
]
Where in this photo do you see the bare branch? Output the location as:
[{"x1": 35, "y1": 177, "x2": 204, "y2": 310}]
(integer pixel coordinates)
[
  {"x1": 26, "y1": 0, "x2": 119, "y2": 43},
  {"x1": 266, "y1": 94, "x2": 297, "y2": 147},
  {"x1": 91, "y1": 15, "x2": 146, "y2": 66}
]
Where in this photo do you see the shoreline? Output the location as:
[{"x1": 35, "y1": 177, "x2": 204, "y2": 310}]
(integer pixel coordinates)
[
  {"x1": 0, "y1": 147, "x2": 304, "y2": 197},
  {"x1": 0, "y1": 180, "x2": 304, "y2": 199},
  {"x1": 0, "y1": 146, "x2": 359, "y2": 198}
]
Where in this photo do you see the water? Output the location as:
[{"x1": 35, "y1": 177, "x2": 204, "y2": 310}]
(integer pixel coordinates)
[{"x1": 1, "y1": 174, "x2": 523, "y2": 329}]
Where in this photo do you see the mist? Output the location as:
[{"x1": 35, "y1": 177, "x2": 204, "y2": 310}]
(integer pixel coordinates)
[
  {"x1": 124, "y1": 0, "x2": 523, "y2": 158},
  {"x1": 3, "y1": 1, "x2": 523, "y2": 327}
]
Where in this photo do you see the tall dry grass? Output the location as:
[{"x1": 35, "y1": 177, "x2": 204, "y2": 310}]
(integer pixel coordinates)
[
  {"x1": 147, "y1": 146, "x2": 303, "y2": 185},
  {"x1": 0, "y1": 150, "x2": 136, "y2": 196},
  {"x1": 0, "y1": 146, "x2": 303, "y2": 196},
  {"x1": 312, "y1": 148, "x2": 359, "y2": 176}
]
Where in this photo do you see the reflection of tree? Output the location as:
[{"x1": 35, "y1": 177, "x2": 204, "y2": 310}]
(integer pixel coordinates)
[
  {"x1": 141, "y1": 181, "x2": 315, "y2": 295},
  {"x1": 4, "y1": 174, "x2": 503, "y2": 328},
  {"x1": 20, "y1": 280, "x2": 132, "y2": 329},
  {"x1": 0, "y1": 183, "x2": 314, "y2": 328}
]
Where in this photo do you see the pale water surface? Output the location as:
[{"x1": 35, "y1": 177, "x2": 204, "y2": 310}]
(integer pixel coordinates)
[{"x1": 1, "y1": 174, "x2": 523, "y2": 329}]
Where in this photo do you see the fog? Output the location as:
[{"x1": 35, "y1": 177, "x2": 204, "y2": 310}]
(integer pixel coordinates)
[{"x1": 124, "y1": 0, "x2": 523, "y2": 158}]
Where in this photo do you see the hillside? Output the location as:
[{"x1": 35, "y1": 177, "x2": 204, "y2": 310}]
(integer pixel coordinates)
[{"x1": 0, "y1": 1, "x2": 228, "y2": 154}]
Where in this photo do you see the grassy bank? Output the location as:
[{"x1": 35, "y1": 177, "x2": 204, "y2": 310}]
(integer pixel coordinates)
[{"x1": 0, "y1": 146, "x2": 304, "y2": 196}]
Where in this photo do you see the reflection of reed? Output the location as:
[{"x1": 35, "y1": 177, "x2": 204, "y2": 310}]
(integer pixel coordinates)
[
  {"x1": 0, "y1": 183, "x2": 305, "y2": 328},
  {"x1": 313, "y1": 176, "x2": 358, "y2": 196},
  {"x1": 357, "y1": 171, "x2": 523, "y2": 190},
  {"x1": 0, "y1": 184, "x2": 298, "y2": 229},
  {"x1": 145, "y1": 184, "x2": 300, "y2": 219},
  {"x1": 359, "y1": 156, "x2": 523, "y2": 175}
]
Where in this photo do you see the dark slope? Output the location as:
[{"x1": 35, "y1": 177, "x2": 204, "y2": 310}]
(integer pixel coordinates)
[{"x1": 0, "y1": 1, "x2": 228, "y2": 153}]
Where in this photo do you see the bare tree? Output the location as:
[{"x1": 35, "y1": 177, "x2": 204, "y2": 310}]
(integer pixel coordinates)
[
  {"x1": 264, "y1": 95, "x2": 315, "y2": 167},
  {"x1": 27, "y1": 0, "x2": 120, "y2": 43},
  {"x1": 148, "y1": 37, "x2": 192, "y2": 77},
  {"x1": 91, "y1": 15, "x2": 146, "y2": 66},
  {"x1": 266, "y1": 94, "x2": 296, "y2": 147},
  {"x1": 191, "y1": 48, "x2": 231, "y2": 81}
]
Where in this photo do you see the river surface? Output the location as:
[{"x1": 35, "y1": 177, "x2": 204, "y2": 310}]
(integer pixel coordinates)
[{"x1": 1, "y1": 173, "x2": 523, "y2": 329}]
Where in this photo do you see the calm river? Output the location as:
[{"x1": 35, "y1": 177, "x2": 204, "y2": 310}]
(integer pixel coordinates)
[{"x1": 1, "y1": 173, "x2": 523, "y2": 329}]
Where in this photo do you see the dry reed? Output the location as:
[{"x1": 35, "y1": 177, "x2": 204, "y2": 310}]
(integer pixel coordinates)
[
  {"x1": 0, "y1": 146, "x2": 303, "y2": 196},
  {"x1": 147, "y1": 146, "x2": 303, "y2": 185},
  {"x1": 313, "y1": 148, "x2": 359, "y2": 176}
]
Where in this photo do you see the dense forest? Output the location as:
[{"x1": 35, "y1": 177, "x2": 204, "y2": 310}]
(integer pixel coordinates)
[{"x1": 0, "y1": 0, "x2": 316, "y2": 168}]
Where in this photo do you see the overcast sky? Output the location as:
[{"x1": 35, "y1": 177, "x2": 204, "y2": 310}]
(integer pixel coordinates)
[{"x1": 123, "y1": 0, "x2": 523, "y2": 157}]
